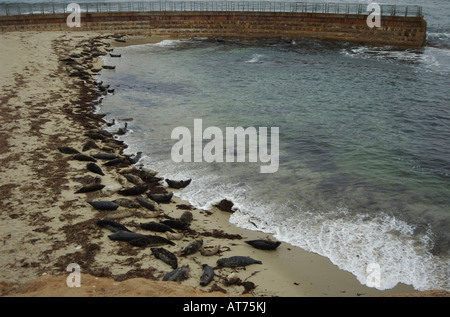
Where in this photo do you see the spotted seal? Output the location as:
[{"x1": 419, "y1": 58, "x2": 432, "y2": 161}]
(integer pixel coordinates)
[
  {"x1": 216, "y1": 256, "x2": 262, "y2": 267},
  {"x1": 86, "y1": 162, "x2": 105, "y2": 176},
  {"x1": 245, "y1": 239, "x2": 281, "y2": 250},
  {"x1": 162, "y1": 265, "x2": 189, "y2": 282},
  {"x1": 151, "y1": 247, "x2": 178, "y2": 269},
  {"x1": 200, "y1": 264, "x2": 214, "y2": 286}
]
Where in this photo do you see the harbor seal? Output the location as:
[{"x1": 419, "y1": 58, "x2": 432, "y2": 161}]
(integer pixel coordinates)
[
  {"x1": 75, "y1": 183, "x2": 105, "y2": 194},
  {"x1": 181, "y1": 239, "x2": 203, "y2": 256},
  {"x1": 200, "y1": 245, "x2": 220, "y2": 256},
  {"x1": 58, "y1": 146, "x2": 79, "y2": 154},
  {"x1": 127, "y1": 235, "x2": 175, "y2": 247},
  {"x1": 136, "y1": 196, "x2": 159, "y2": 211},
  {"x1": 245, "y1": 239, "x2": 281, "y2": 250},
  {"x1": 118, "y1": 185, "x2": 148, "y2": 196},
  {"x1": 147, "y1": 192, "x2": 173, "y2": 203},
  {"x1": 112, "y1": 198, "x2": 141, "y2": 209},
  {"x1": 162, "y1": 265, "x2": 189, "y2": 282},
  {"x1": 216, "y1": 256, "x2": 262, "y2": 267},
  {"x1": 88, "y1": 201, "x2": 119, "y2": 211},
  {"x1": 151, "y1": 247, "x2": 178, "y2": 269},
  {"x1": 103, "y1": 157, "x2": 126, "y2": 166},
  {"x1": 128, "y1": 152, "x2": 142, "y2": 164},
  {"x1": 165, "y1": 179, "x2": 192, "y2": 189},
  {"x1": 82, "y1": 140, "x2": 99, "y2": 152},
  {"x1": 108, "y1": 231, "x2": 148, "y2": 242},
  {"x1": 179, "y1": 211, "x2": 193, "y2": 224},
  {"x1": 200, "y1": 264, "x2": 214, "y2": 286},
  {"x1": 72, "y1": 153, "x2": 97, "y2": 162},
  {"x1": 140, "y1": 221, "x2": 175, "y2": 233},
  {"x1": 161, "y1": 219, "x2": 190, "y2": 230},
  {"x1": 86, "y1": 162, "x2": 105, "y2": 176},
  {"x1": 91, "y1": 152, "x2": 119, "y2": 160},
  {"x1": 124, "y1": 173, "x2": 145, "y2": 186},
  {"x1": 96, "y1": 219, "x2": 131, "y2": 232}
]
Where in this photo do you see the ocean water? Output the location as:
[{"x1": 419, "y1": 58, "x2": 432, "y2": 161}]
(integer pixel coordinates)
[{"x1": 5, "y1": 0, "x2": 447, "y2": 291}]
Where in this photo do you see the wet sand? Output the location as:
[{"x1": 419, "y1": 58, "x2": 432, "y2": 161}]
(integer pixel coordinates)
[{"x1": 0, "y1": 31, "x2": 433, "y2": 297}]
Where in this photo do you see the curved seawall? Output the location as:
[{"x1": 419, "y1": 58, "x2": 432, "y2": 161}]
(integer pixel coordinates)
[{"x1": 0, "y1": 2, "x2": 427, "y2": 48}]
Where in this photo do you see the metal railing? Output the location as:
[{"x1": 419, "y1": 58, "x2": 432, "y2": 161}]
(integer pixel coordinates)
[{"x1": 0, "y1": 1, "x2": 423, "y2": 17}]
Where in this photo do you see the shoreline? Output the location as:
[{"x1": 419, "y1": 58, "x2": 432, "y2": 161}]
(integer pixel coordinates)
[{"x1": 0, "y1": 31, "x2": 445, "y2": 297}]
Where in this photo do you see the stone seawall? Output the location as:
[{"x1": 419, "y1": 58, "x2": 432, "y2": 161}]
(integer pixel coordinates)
[{"x1": 0, "y1": 11, "x2": 427, "y2": 48}]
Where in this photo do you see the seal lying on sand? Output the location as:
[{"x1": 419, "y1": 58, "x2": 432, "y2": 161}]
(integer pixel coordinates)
[
  {"x1": 181, "y1": 239, "x2": 203, "y2": 256},
  {"x1": 88, "y1": 201, "x2": 119, "y2": 211},
  {"x1": 87, "y1": 162, "x2": 105, "y2": 176},
  {"x1": 112, "y1": 198, "x2": 141, "y2": 209},
  {"x1": 151, "y1": 247, "x2": 178, "y2": 269},
  {"x1": 75, "y1": 183, "x2": 105, "y2": 194},
  {"x1": 58, "y1": 146, "x2": 79, "y2": 154},
  {"x1": 216, "y1": 256, "x2": 262, "y2": 267},
  {"x1": 118, "y1": 185, "x2": 148, "y2": 196},
  {"x1": 127, "y1": 235, "x2": 175, "y2": 247},
  {"x1": 136, "y1": 196, "x2": 159, "y2": 211},
  {"x1": 96, "y1": 219, "x2": 131, "y2": 232},
  {"x1": 73, "y1": 153, "x2": 97, "y2": 162},
  {"x1": 161, "y1": 219, "x2": 190, "y2": 230},
  {"x1": 162, "y1": 265, "x2": 189, "y2": 282},
  {"x1": 108, "y1": 231, "x2": 148, "y2": 241},
  {"x1": 200, "y1": 264, "x2": 214, "y2": 286},
  {"x1": 146, "y1": 192, "x2": 173, "y2": 203},
  {"x1": 91, "y1": 152, "x2": 118, "y2": 160},
  {"x1": 140, "y1": 221, "x2": 175, "y2": 233},
  {"x1": 245, "y1": 239, "x2": 281, "y2": 250}
]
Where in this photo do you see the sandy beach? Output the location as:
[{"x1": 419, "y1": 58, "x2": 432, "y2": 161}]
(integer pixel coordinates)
[{"x1": 0, "y1": 31, "x2": 447, "y2": 298}]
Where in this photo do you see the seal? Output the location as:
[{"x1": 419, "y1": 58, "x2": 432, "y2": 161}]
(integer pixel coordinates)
[
  {"x1": 245, "y1": 239, "x2": 281, "y2": 250},
  {"x1": 96, "y1": 219, "x2": 131, "y2": 232},
  {"x1": 91, "y1": 152, "x2": 119, "y2": 160},
  {"x1": 128, "y1": 152, "x2": 142, "y2": 164},
  {"x1": 72, "y1": 154, "x2": 97, "y2": 162},
  {"x1": 127, "y1": 235, "x2": 176, "y2": 247},
  {"x1": 112, "y1": 198, "x2": 141, "y2": 209},
  {"x1": 82, "y1": 140, "x2": 99, "y2": 152},
  {"x1": 108, "y1": 231, "x2": 148, "y2": 242},
  {"x1": 165, "y1": 179, "x2": 192, "y2": 189},
  {"x1": 58, "y1": 146, "x2": 79, "y2": 154},
  {"x1": 216, "y1": 256, "x2": 262, "y2": 267},
  {"x1": 86, "y1": 162, "x2": 105, "y2": 176},
  {"x1": 103, "y1": 157, "x2": 126, "y2": 166},
  {"x1": 136, "y1": 196, "x2": 159, "y2": 211},
  {"x1": 140, "y1": 221, "x2": 175, "y2": 233},
  {"x1": 151, "y1": 247, "x2": 178, "y2": 269},
  {"x1": 200, "y1": 245, "x2": 220, "y2": 256},
  {"x1": 162, "y1": 265, "x2": 189, "y2": 282},
  {"x1": 88, "y1": 201, "x2": 119, "y2": 211},
  {"x1": 165, "y1": 232, "x2": 184, "y2": 240},
  {"x1": 181, "y1": 239, "x2": 203, "y2": 256},
  {"x1": 118, "y1": 185, "x2": 148, "y2": 196},
  {"x1": 123, "y1": 173, "x2": 145, "y2": 186},
  {"x1": 110, "y1": 53, "x2": 121, "y2": 58},
  {"x1": 180, "y1": 211, "x2": 193, "y2": 224},
  {"x1": 75, "y1": 183, "x2": 105, "y2": 194},
  {"x1": 161, "y1": 219, "x2": 190, "y2": 230},
  {"x1": 200, "y1": 264, "x2": 214, "y2": 286},
  {"x1": 147, "y1": 192, "x2": 173, "y2": 203}
]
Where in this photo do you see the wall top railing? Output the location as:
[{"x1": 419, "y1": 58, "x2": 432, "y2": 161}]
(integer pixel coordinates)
[{"x1": 0, "y1": 1, "x2": 423, "y2": 18}]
